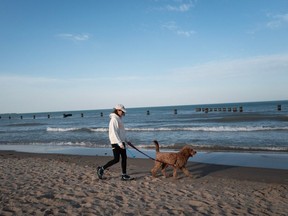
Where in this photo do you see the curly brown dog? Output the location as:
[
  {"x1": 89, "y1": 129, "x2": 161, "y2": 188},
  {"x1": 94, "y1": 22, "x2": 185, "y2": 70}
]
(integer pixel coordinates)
[{"x1": 151, "y1": 140, "x2": 197, "y2": 179}]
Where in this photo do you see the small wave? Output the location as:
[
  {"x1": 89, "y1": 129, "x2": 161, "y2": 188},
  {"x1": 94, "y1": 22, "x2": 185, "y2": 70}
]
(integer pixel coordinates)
[
  {"x1": 188, "y1": 145, "x2": 288, "y2": 152},
  {"x1": 218, "y1": 114, "x2": 288, "y2": 122},
  {"x1": 6, "y1": 123, "x2": 47, "y2": 127},
  {"x1": 90, "y1": 128, "x2": 108, "y2": 132},
  {"x1": 47, "y1": 142, "x2": 110, "y2": 148},
  {"x1": 138, "y1": 143, "x2": 288, "y2": 152},
  {"x1": 47, "y1": 127, "x2": 108, "y2": 132},
  {"x1": 0, "y1": 142, "x2": 109, "y2": 148},
  {"x1": 126, "y1": 126, "x2": 288, "y2": 132},
  {"x1": 46, "y1": 126, "x2": 288, "y2": 133},
  {"x1": 47, "y1": 127, "x2": 78, "y2": 132}
]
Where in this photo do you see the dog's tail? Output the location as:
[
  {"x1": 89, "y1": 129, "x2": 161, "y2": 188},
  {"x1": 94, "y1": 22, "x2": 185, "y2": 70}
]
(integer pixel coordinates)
[{"x1": 153, "y1": 140, "x2": 160, "y2": 152}]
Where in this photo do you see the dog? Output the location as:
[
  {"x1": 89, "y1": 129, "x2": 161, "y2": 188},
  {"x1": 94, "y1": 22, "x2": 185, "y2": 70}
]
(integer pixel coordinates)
[{"x1": 151, "y1": 140, "x2": 197, "y2": 179}]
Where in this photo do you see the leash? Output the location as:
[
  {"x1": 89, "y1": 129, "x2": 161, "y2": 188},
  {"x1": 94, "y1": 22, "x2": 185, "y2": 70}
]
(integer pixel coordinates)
[
  {"x1": 127, "y1": 142, "x2": 156, "y2": 161},
  {"x1": 127, "y1": 142, "x2": 176, "y2": 167}
]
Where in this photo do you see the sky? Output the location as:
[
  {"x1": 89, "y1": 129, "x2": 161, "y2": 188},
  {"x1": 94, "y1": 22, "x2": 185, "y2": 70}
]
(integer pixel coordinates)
[{"x1": 0, "y1": 0, "x2": 288, "y2": 113}]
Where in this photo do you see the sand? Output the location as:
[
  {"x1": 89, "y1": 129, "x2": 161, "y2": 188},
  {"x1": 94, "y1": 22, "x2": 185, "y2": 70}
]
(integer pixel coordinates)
[{"x1": 0, "y1": 151, "x2": 287, "y2": 216}]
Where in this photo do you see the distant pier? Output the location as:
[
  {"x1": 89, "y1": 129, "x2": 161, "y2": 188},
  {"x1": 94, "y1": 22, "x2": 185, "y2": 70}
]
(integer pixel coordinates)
[
  {"x1": 0, "y1": 104, "x2": 284, "y2": 120},
  {"x1": 196, "y1": 106, "x2": 243, "y2": 113},
  {"x1": 63, "y1": 113, "x2": 72, "y2": 118},
  {"x1": 277, "y1": 105, "x2": 281, "y2": 111}
]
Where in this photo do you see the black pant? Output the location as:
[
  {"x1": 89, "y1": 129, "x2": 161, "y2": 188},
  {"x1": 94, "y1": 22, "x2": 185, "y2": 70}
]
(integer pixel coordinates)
[{"x1": 103, "y1": 143, "x2": 127, "y2": 174}]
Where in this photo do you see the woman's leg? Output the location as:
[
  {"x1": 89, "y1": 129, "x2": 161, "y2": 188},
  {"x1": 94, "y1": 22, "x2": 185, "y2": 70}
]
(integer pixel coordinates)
[
  {"x1": 103, "y1": 145, "x2": 120, "y2": 170},
  {"x1": 120, "y1": 148, "x2": 127, "y2": 174}
]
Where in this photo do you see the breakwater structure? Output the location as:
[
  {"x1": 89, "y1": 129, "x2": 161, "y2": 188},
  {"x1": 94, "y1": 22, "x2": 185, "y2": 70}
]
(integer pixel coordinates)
[
  {"x1": 0, "y1": 112, "x2": 105, "y2": 120},
  {"x1": 195, "y1": 106, "x2": 243, "y2": 113},
  {"x1": 0, "y1": 104, "x2": 284, "y2": 120},
  {"x1": 195, "y1": 104, "x2": 283, "y2": 113}
]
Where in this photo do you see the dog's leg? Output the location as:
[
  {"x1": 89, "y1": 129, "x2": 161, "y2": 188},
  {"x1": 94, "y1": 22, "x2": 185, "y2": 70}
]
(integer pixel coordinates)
[
  {"x1": 181, "y1": 167, "x2": 192, "y2": 177},
  {"x1": 161, "y1": 164, "x2": 169, "y2": 178},
  {"x1": 151, "y1": 162, "x2": 162, "y2": 177},
  {"x1": 172, "y1": 167, "x2": 178, "y2": 179}
]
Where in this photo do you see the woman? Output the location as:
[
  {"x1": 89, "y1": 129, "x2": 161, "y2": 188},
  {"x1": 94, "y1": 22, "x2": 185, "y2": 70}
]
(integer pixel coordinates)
[{"x1": 97, "y1": 104, "x2": 133, "y2": 181}]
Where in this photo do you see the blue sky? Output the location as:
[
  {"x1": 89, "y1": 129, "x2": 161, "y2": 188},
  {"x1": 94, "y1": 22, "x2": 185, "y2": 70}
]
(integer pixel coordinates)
[{"x1": 0, "y1": 0, "x2": 288, "y2": 113}]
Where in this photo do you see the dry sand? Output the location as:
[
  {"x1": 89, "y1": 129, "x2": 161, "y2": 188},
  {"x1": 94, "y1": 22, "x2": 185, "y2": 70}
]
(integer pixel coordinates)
[{"x1": 0, "y1": 150, "x2": 287, "y2": 216}]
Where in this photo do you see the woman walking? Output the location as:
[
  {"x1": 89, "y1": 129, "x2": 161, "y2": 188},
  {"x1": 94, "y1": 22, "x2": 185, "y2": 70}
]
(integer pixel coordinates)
[{"x1": 97, "y1": 104, "x2": 133, "y2": 181}]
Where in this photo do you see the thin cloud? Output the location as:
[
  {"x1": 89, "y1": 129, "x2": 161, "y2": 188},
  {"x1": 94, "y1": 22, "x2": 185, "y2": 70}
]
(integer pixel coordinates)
[
  {"x1": 162, "y1": 21, "x2": 178, "y2": 31},
  {"x1": 153, "y1": 0, "x2": 195, "y2": 12},
  {"x1": 162, "y1": 21, "x2": 196, "y2": 37},
  {"x1": 176, "y1": 30, "x2": 196, "y2": 37},
  {"x1": 165, "y1": 0, "x2": 195, "y2": 12},
  {"x1": 56, "y1": 33, "x2": 91, "y2": 41},
  {"x1": 165, "y1": 2, "x2": 194, "y2": 12},
  {"x1": 266, "y1": 13, "x2": 288, "y2": 29},
  {"x1": 248, "y1": 12, "x2": 288, "y2": 35}
]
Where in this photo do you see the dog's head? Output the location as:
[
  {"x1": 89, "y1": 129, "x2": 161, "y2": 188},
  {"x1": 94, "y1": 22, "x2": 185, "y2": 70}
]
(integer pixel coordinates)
[
  {"x1": 181, "y1": 146, "x2": 197, "y2": 157},
  {"x1": 190, "y1": 148, "x2": 197, "y2": 157}
]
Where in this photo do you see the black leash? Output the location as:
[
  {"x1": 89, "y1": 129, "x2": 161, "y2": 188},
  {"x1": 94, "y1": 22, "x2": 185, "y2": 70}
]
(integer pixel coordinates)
[{"x1": 127, "y1": 142, "x2": 156, "y2": 161}]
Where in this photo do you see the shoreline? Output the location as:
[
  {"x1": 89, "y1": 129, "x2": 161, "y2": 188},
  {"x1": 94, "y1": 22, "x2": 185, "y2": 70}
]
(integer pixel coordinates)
[
  {"x1": 0, "y1": 144, "x2": 288, "y2": 170},
  {"x1": 1, "y1": 150, "x2": 287, "y2": 215}
]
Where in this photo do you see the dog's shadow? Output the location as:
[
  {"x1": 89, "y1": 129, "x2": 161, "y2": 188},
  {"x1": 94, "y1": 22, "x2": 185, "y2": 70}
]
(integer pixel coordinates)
[
  {"x1": 129, "y1": 162, "x2": 236, "y2": 180},
  {"x1": 186, "y1": 162, "x2": 236, "y2": 179}
]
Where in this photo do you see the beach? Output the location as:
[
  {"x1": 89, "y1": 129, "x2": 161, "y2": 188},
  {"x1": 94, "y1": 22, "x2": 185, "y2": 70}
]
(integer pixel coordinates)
[{"x1": 1, "y1": 151, "x2": 287, "y2": 215}]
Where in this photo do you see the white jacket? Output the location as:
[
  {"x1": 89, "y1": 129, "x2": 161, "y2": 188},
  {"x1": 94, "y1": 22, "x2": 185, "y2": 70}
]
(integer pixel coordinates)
[{"x1": 109, "y1": 113, "x2": 128, "y2": 148}]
